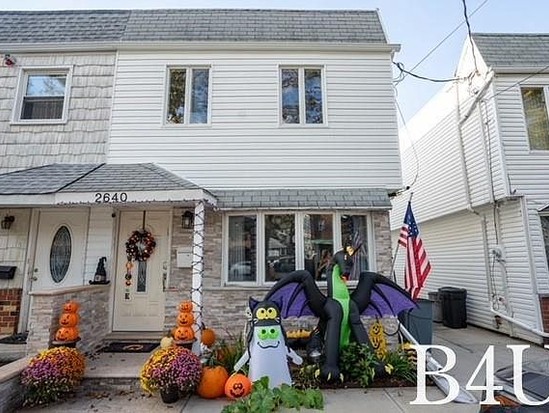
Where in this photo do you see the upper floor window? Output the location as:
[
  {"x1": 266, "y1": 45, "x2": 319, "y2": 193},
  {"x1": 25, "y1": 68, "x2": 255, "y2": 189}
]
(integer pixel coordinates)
[
  {"x1": 167, "y1": 67, "x2": 210, "y2": 125},
  {"x1": 15, "y1": 69, "x2": 70, "y2": 122},
  {"x1": 521, "y1": 87, "x2": 549, "y2": 150},
  {"x1": 280, "y1": 67, "x2": 324, "y2": 125},
  {"x1": 225, "y1": 212, "x2": 371, "y2": 285}
]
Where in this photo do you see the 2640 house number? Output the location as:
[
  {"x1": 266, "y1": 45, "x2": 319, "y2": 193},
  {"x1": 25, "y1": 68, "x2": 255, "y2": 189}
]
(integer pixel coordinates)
[{"x1": 94, "y1": 192, "x2": 128, "y2": 203}]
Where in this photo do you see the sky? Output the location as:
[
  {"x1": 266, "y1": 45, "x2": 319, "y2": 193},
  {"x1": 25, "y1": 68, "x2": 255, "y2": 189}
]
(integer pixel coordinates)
[{"x1": 2, "y1": 0, "x2": 549, "y2": 123}]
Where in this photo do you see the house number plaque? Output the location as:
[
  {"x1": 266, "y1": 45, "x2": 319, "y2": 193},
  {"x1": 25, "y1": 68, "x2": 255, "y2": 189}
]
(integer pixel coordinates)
[{"x1": 94, "y1": 192, "x2": 128, "y2": 203}]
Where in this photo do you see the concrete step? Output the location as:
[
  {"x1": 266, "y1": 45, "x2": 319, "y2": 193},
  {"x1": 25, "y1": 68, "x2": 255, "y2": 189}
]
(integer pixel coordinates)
[{"x1": 103, "y1": 331, "x2": 164, "y2": 342}]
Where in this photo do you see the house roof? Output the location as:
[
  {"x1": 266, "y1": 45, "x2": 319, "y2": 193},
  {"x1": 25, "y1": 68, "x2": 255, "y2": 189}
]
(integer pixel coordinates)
[
  {"x1": 213, "y1": 188, "x2": 391, "y2": 210},
  {"x1": 472, "y1": 33, "x2": 549, "y2": 69},
  {"x1": 0, "y1": 163, "x2": 201, "y2": 195},
  {"x1": 0, "y1": 9, "x2": 387, "y2": 45}
]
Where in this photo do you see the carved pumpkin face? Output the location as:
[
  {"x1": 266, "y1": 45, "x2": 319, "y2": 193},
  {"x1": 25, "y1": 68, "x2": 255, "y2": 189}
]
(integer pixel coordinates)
[
  {"x1": 177, "y1": 311, "x2": 194, "y2": 326},
  {"x1": 224, "y1": 373, "x2": 251, "y2": 399},
  {"x1": 63, "y1": 301, "x2": 80, "y2": 313},
  {"x1": 173, "y1": 326, "x2": 195, "y2": 341},
  {"x1": 59, "y1": 312, "x2": 79, "y2": 327},
  {"x1": 179, "y1": 300, "x2": 193, "y2": 313},
  {"x1": 55, "y1": 326, "x2": 79, "y2": 342}
]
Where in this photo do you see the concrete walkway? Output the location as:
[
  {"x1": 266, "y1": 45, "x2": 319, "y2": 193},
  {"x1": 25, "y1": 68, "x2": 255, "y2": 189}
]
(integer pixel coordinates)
[{"x1": 11, "y1": 324, "x2": 549, "y2": 412}]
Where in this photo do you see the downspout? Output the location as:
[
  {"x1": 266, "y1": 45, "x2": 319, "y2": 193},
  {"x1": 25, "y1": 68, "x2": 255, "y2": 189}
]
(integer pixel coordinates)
[
  {"x1": 455, "y1": 80, "x2": 474, "y2": 211},
  {"x1": 489, "y1": 196, "x2": 549, "y2": 340}
]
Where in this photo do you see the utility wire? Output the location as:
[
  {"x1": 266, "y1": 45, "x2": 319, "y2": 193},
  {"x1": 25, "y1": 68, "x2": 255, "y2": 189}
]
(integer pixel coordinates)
[
  {"x1": 462, "y1": 0, "x2": 480, "y2": 74},
  {"x1": 395, "y1": 98, "x2": 420, "y2": 191},
  {"x1": 489, "y1": 64, "x2": 549, "y2": 100},
  {"x1": 395, "y1": 0, "x2": 490, "y2": 86},
  {"x1": 393, "y1": 61, "x2": 466, "y2": 83}
]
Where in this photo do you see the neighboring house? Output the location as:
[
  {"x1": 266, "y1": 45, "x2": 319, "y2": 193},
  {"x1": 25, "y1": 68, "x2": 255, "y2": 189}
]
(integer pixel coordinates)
[
  {"x1": 0, "y1": 9, "x2": 402, "y2": 353},
  {"x1": 391, "y1": 33, "x2": 549, "y2": 343}
]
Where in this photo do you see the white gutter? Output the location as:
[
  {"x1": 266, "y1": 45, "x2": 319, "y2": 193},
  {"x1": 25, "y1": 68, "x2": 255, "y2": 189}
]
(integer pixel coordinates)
[{"x1": 0, "y1": 41, "x2": 400, "y2": 54}]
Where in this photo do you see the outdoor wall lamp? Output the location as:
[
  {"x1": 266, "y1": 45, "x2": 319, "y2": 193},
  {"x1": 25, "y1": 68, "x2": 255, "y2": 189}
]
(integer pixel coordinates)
[
  {"x1": 181, "y1": 211, "x2": 194, "y2": 229},
  {"x1": 1, "y1": 215, "x2": 14, "y2": 230}
]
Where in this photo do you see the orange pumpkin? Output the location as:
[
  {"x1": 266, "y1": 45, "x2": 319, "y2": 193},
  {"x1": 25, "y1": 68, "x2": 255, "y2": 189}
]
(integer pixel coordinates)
[
  {"x1": 201, "y1": 328, "x2": 216, "y2": 347},
  {"x1": 63, "y1": 301, "x2": 80, "y2": 313},
  {"x1": 197, "y1": 366, "x2": 229, "y2": 399},
  {"x1": 172, "y1": 326, "x2": 195, "y2": 341},
  {"x1": 179, "y1": 300, "x2": 193, "y2": 313},
  {"x1": 224, "y1": 373, "x2": 252, "y2": 399},
  {"x1": 59, "y1": 312, "x2": 79, "y2": 327},
  {"x1": 55, "y1": 326, "x2": 79, "y2": 342},
  {"x1": 177, "y1": 311, "x2": 194, "y2": 326}
]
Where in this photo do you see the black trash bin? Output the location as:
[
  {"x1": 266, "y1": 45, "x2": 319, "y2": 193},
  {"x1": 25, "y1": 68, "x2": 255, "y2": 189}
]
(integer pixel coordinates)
[
  {"x1": 439, "y1": 287, "x2": 467, "y2": 328},
  {"x1": 399, "y1": 298, "x2": 433, "y2": 344}
]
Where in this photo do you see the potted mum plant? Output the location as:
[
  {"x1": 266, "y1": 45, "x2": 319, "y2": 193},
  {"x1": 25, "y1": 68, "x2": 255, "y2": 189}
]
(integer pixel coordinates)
[
  {"x1": 20, "y1": 346, "x2": 86, "y2": 407},
  {"x1": 140, "y1": 345, "x2": 202, "y2": 403}
]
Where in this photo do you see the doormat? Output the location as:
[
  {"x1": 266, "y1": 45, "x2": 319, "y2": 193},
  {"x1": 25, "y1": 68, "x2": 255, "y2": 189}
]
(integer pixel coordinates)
[
  {"x1": 0, "y1": 332, "x2": 28, "y2": 345},
  {"x1": 100, "y1": 342, "x2": 158, "y2": 353}
]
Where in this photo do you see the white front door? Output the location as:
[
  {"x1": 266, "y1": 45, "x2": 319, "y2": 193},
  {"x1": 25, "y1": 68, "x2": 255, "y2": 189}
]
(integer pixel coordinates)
[
  {"x1": 32, "y1": 210, "x2": 88, "y2": 291},
  {"x1": 113, "y1": 211, "x2": 170, "y2": 331}
]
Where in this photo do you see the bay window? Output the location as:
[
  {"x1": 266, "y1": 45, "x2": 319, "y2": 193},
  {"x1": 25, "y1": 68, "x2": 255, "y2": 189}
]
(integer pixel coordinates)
[{"x1": 225, "y1": 212, "x2": 372, "y2": 284}]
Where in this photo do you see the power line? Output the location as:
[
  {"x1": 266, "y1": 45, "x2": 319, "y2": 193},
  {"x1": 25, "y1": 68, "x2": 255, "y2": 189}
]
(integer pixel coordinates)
[
  {"x1": 395, "y1": 98, "x2": 420, "y2": 190},
  {"x1": 393, "y1": 61, "x2": 465, "y2": 83},
  {"x1": 489, "y1": 64, "x2": 549, "y2": 100},
  {"x1": 396, "y1": 0, "x2": 490, "y2": 86},
  {"x1": 461, "y1": 0, "x2": 480, "y2": 74}
]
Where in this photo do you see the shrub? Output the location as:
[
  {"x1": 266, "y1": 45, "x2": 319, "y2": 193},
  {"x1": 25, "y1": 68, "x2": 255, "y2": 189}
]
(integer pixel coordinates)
[
  {"x1": 339, "y1": 342, "x2": 378, "y2": 387},
  {"x1": 140, "y1": 346, "x2": 202, "y2": 394},
  {"x1": 21, "y1": 346, "x2": 86, "y2": 406}
]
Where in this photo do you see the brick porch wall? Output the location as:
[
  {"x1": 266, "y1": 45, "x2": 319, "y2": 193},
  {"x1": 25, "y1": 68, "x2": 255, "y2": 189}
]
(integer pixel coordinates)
[
  {"x1": 539, "y1": 295, "x2": 549, "y2": 343},
  {"x1": 166, "y1": 208, "x2": 396, "y2": 340},
  {"x1": 0, "y1": 288, "x2": 22, "y2": 336}
]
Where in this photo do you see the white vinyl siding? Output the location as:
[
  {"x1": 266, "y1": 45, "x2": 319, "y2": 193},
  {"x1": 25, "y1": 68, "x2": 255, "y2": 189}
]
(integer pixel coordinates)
[
  {"x1": 84, "y1": 207, "x2": 115, "y2": 284},
  {"x1": 494, "y1": 74, "x2": 549, "y2": 195},
  {"x1": 109, "y1": 50, "x2": 401, "y2": 190}
]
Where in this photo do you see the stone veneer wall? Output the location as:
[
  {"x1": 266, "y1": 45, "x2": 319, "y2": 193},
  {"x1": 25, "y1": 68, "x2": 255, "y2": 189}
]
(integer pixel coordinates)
[
  {"x1": 26, "y1": 285, "x2": 110, "y2": 355},
  {"x1": 0, "y1": 358, "x2": 28, "y2": 413},
  {"x1": 165, "y1": 208, "x2": 396, "y2": 339},
  {"x1": 0, "y1": 289, "x2": 22, "y2": 336}
]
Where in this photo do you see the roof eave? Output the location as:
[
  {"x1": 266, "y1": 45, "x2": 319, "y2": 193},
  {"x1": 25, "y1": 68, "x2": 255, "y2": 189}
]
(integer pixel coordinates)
[
  {"x1": 490, "y1": 66, "x2": 549, "y2": 74},
  {"x1": 0, "y1": 40, "x2": 398, "y2": 54}
]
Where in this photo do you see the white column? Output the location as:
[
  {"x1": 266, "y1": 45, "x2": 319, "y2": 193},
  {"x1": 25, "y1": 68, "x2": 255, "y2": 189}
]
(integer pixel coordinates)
[{"x1": 191, "y1": 200, "x2": 205, "y2": 354}]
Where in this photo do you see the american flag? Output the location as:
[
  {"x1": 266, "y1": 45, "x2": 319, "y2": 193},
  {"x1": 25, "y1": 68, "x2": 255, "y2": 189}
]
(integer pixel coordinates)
[{"x1": 399, "y1": 202, "x2": 432, "y2": 300}]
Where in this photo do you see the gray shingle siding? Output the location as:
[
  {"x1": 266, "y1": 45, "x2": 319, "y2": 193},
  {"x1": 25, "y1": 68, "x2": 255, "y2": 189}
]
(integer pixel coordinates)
[
  {"x1": 0, "y1": 9, "x2": 386, "y2": 45},
  {"x1": 472, "y1": 33, "x2": 549, "y2": 69}
]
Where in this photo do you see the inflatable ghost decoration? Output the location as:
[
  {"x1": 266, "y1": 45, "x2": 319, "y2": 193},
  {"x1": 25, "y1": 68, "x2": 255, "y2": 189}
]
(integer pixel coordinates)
[{"x1": 234, "y1": 298, "x2": 302, "y2": 388}]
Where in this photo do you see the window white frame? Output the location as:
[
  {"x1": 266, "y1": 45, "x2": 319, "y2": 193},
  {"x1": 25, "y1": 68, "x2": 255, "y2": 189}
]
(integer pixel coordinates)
[
  {"x1": 279, "y1": 66, "x2": 327, "y2": 126},
  {"x1": 12, "y1": 66, "x2": 72, "y2": 124},
  {"x1": 223, "y1": 211, "x2": 375, "y2": 286},
  {"x1": 520, "y1": 85, "x2": 549, "y2": 151},
  {"x1": 164, "y1": 66, "x2": 212, "y2": 126}
]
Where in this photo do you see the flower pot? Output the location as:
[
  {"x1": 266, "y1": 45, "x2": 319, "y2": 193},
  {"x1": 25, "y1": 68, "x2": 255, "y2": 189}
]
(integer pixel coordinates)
[{"x1": 160, "y1": 385, "x2": 179, "y2": 404}]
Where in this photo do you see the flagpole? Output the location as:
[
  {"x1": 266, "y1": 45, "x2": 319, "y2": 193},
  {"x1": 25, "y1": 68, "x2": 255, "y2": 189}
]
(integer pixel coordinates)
[{"x1": 390, "y1": 192, "x2": 413, "y2": 284}]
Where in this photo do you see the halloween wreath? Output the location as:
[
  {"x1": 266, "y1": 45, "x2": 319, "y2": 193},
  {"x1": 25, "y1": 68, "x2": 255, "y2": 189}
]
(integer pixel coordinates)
[{"x1": 125, "y1": 230, "x2": 156, "y2": 262}]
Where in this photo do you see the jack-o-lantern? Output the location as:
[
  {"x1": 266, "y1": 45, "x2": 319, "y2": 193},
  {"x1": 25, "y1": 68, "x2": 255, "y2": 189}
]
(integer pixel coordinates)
[
  {"x1": 59, "y1": 312, "x2": 79, "y2": 327},
  {"x1": 179, "y1": 300, "x2": 193, "y2": 313},
  {"x1": 63, "y1": 301, "x2": 80, "y2": 313},
  {"x1": 224, "y1": 373, "x2": 252, "y2": 399},
  {"x1": 172, "y1": 326, "x2": 195, "y2": 341},
  {"x1": 177, "y1": 311, "x2": 194, "y2": 326},
  {"x1": 55, "y1": 326, "x2": 79, "y2": 342},
  {"x1": 201, "y1": 327, "x2": 216, "y2": 347}
]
